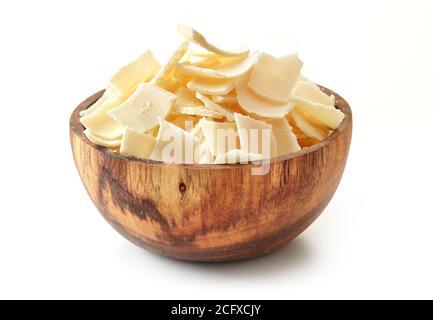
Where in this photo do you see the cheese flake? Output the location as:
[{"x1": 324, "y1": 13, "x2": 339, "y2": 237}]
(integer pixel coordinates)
[
  {"x1": 265, "y1": 118, "x2": 301, "y2": 155},
  {"x1": 83, "y1": 129, "x2": 122, "y2": 148},
  {"x1": 234, "y1": 113, "x2": 277, "y2": 157},
  {"x1": 196, "y1": 93, "x2": 235, "y2": 121},
  {"x1": 291, "y1": 110, "x2": 330, "y2": 141},
  {"x1": 236, "y1": 72, "x2": 294, "y2": 118},
  {"x1": 120, "y1": 128, "x2": 156, "y2": 159},
  {"x1": 177, "y1": 51, "x2": 260, "y2": 79},
  {"x1": 177, "y1": 25, "x2": 249, "y2": 57},
  {"x1": 110, "y1": 51, "x2": 160, "y2": 96},
  {"x1": 107, "y1": 83, "x2": 176, "y2": 134},
  {"x1": 200, "y1": 119, "x2": 239, "y2": 156},
  {"x1": 187, "y1": 78, "x2": 235, "y2": 95},
  {"x1": 248, "y1": 53, "x2": 303, "y2": 103}
]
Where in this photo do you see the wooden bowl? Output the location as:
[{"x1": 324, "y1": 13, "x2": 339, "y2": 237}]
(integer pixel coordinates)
[{"x1": 70, "y1": 87, "x2": 352, "y2": 262}]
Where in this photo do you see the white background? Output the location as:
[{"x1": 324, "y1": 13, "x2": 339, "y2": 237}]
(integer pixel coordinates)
[{"x1": 0, "y1": 0, "x2": 432, "y2": 299}]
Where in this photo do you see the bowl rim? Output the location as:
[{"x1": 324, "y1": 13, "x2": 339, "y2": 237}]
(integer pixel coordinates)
[{"x1": 70, "y1": 85, "x2": 352, "y2": 169}]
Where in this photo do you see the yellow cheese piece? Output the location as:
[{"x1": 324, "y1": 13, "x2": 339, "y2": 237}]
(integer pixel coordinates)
[
  {"x1": 291, "y1": 79, "x2": 335, "y2": 106},
  {"x1": 291, "y1": 110, "x2": 330, "y2": 141},
  {"x1": 236, "y1": 72, "x2": 294, "y2": 118},
  {"x1": 83, "y1": 129, "x2": 122, "y2": 148},
  {"x1": 171, "y1": 87, "x2": 225, "y2": 118},
  {"x1": 177, "y1": 25, "x2": 248, "y2": 57},
  {"x1": 187, "y1": 78, "x2": 235, "y2": 95},
  {"x1": 196, "y1": 93, "x2": 235, "y2": 121},
  {"x1": 292, "y1": 97, "x2": 345, "y2": 129},
  {"x1": 167, "y1": 114, "x2": 198, "y2": 132},
  {"x1": 189, "y1": 56, "x2": 221, "y2": 68},
  {"x1": 265, "y1": 118, "x2": 301, "y2": 155},
  {"x1": 80, "y1": 86, "x2": 117, "y2": 117},
  {"x1": 150, "y1": 119, "x2": 200, "y2": 164},
  {"x1": 107, "y1": 83, "x2": 176, "y2": 134},
  {"x1": 120, "y1": 128, "x2": 156, "y2": 159},
  {"x1": 234, "y1": 113, "x2": 277, "y2": 158},
  {"x1": 173, "y1": 87, "x2": 203, "y2": 109},
  {"x1": 173, "y1": 105, "x2": 224, "y2": 119},
  {"x1": 150, "y1": 41, "x2": 189, "y2": 86},
  {"x1": 200, "y1": 119, "x2": 239, "y2": 157},
  {"x1": 177, "y1": 51, "x2": 260, "y2": 79},
  {"x1": 214, "y1": 149, "x2": 262, "y2": 164},
  {"x1": 248, "y1": 53, "x2": 303, "y2": 103},
  {"x1": 110, "y1": 50, "x2": 160, "y2": 96},
  {"x1": 211, "y1": 94, "x2": 237, "y2": 105},
  {"x1": 80, "y1": 91, "x2": 129, "y2": 139}
]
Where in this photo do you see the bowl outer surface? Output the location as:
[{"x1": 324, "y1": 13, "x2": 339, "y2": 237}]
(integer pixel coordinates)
[{"x1": 70, "y1": 87, "x2": 352, "y2": 261}]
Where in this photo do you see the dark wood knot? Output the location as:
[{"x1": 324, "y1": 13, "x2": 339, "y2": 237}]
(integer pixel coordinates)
[{"x1": 179, "y1": 182, "x2": 187, "y2": 195}]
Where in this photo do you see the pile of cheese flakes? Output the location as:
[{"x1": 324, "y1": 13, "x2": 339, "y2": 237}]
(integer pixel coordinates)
[{"x1": 80, "y1": 25, "x2": 345, "y2": 164}]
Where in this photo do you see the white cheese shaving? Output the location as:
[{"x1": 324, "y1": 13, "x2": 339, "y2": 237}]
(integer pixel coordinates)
[
  {"x1": 292, "y1": 97, "x2": 345, "y2": 129},
  {"x1": 110, "y1": 50, "x2": 160, "y2": 96},
  {"x1": 200, "y1": 119, "x2": 239, "y2": 156},
  {"x1": 177, "y1": 25, "x2": 249, "y2": 57},
  {"x1": 150, "y1": 119, "x2": 199, "y2": 164},
  {"x1": 195, "y1": 93, "x2": 235, "y2": 121},
  {"x1": 83, "y1": 129, "x2": 122, "y2": 148},
  {"x1": 120, "y1": 128, "x2": 156, "y2": 159},
  {"x1": 107, "y1": 83, "x2": 176, "y2": 134},
  {"x1": 248, "y1": 53, "x2": 303, "y2": 103},
  {"x1": 150, "y1": 41, "x2": 189, "y2": 86},
  {"x1": 291, "y1": 79, "x2": 335, "y2": 106},
  {"x1": 187, "y1": 78, "x2": 235, "y2": 95},
  {"x1": 265, "y1": 118, "x2": 301, "y2": 155},
  {"x1": 177, "y1": 51, "x2": 260, "y2": 79},
  {"x1": 236, "y1": 72, "x2": 294, "y2": 118},
  {"x1": 291, "y1": 110, "x2": 330, "y2": 141},
  {"x1": 234, "y1": 113, "x2": 277, "y2": 157}
]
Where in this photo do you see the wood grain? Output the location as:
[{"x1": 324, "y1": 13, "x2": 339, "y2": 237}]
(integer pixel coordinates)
[{"x1": 70, "y1": 87, "x2": 352, "y2": 262}]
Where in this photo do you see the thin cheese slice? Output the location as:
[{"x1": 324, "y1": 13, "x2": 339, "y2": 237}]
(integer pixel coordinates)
[
  {"x1": 248, "y1": 53, "x2": 303, "y2": 103},
  {"x1": 196, "y1": 93, "x2": 235, "y2": 121},
  {"x1": 200, "y1": 119, "x2": 239, "y2": 156},
  {"x1": 187, "y1": 78, "x2": 235, "y2": 95},
  {"x1": 110, "y1": 51, "x2": 160, "y2": 96},
  {"x1": 291, "y1": 79, "x2": 335, "y2": 106},
  {"x1": 177, "y1": 25, "x2": 248, "y2": 57},
  {"x1": 107, "y1": 83, "x2": 176, "y2": 133},
  {"x1": 189, "y1": 56, "x2": 221, "y2": 68},
  {"x1": 177, "y1": 51, "x2": 260, "y2": 79},
  {"x1": 265, "y1": 118, "x2": 301, "y2": 155},
  {"x1": 173, "y1": 87, "x2": 202, "y2": 109},
  {"x1": 166, "y1": 114, "x2": 198, "y2": 132},
  {"x1": 173, "y1": 105, "x2": 224, "y2": 119},
  {"x1": 234, "y1": 113, "x2": 277, "y2": 157},
  {"x1": 80, "y1": 92, "x2": 129, "y2": 139},
  {"x1": 195, "y1": 141, "x2": 215, "y2": 164},
  {"x1": 150, "y1": 41, "x2": 189, "y2": 86},
  {"x1": 211, "y1": 94, "x2": 237, "y2": 105},
  {"x1": 214, "y1": 149, "x2": 262, "y2": 164},
  {"x1": 292, "y1": 97, "x2": 345, "y2": 129},
  {"x1": 191, "y1": 122, "x2": 205, "y2": 141},
  {"x1": 120, "y1": 128, "x2": 156, "y2": 159},
  {"x1": 150, "y1": 119, "x2": 199, "y2": 164},
  {"x1": 291, "y1": 110, "x2": 330, "y2": 141},
  {"x1": 236, "y1": 72, "x2": 294, "y2": 118},
  {"x1": 80, "y1": 86, "x2": 117, "y2": 117},
  {"x1": 83, "y1": 129, "x2": 122, "y2": 148}
]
